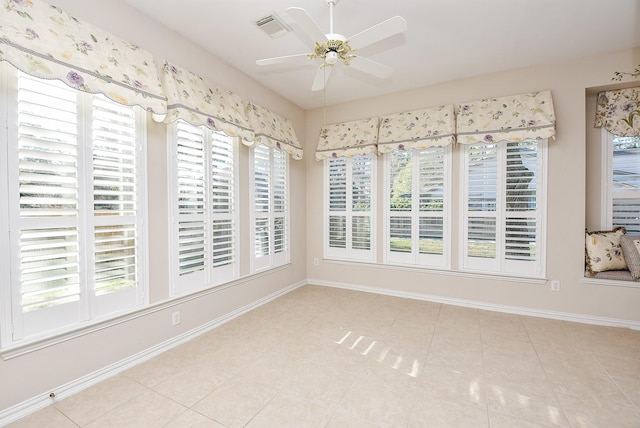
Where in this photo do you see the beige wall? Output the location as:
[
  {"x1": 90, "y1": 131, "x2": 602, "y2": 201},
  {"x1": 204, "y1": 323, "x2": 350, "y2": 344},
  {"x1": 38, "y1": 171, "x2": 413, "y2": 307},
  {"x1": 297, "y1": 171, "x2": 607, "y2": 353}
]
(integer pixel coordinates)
[
  {"x1": 0, "y1": 0, "x2": 307, "y2": 413},
  {"x1": 305, "y1": 47, "x2": 640, "y2": 323}
]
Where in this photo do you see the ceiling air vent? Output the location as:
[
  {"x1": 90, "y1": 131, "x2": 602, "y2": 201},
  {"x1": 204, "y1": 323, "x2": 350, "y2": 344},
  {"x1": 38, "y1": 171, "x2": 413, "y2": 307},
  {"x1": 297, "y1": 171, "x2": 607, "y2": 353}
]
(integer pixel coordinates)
[{"x1": 256, "y1": 13, "x2": 290, "y2": 38}]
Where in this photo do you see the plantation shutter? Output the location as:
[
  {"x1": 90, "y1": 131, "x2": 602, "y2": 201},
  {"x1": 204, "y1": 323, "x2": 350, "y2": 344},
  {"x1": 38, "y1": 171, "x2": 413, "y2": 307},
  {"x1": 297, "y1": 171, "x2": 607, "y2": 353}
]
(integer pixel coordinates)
[
  {"x1": 273, "y1": 149, "x2": 288, "y2": 255},
  {"x1": 325, "y1": 155, "x2": 375, "y2": 261},
  {"x1": 92, "y1": 96, "x2": 139, "y2": 297},
  {"x1": 253, "y1": 145, "x2": 271, "y2": 263},
  {"x1": 17, "y1": 73, "x2": 81, "y2": 314},
  {"x1": 465, "y1": 143, "x2": 499, "y2": 261},
  {"x1": 176, "y1": 122, "x2": 207, "y2": 278},
  {"x1": 210, "y1": 132, "x2": 236, "y2": 269}
]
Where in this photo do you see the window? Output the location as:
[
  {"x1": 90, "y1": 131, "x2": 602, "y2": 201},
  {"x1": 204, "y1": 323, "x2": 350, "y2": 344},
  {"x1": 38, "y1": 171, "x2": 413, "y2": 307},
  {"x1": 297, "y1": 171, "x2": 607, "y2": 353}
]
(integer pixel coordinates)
[
  {"x1": 602, "y1": 129, "x2": 640, "y2": 234},
  {"x1": 168, "y1": 121, "x2": 239, "y2": 294},
  {"x1": 461, "y1": 140, "x2": 547, "y2": 277},
  {"x1": 250, "y1": 145, "x2": 289, "y2": 271},
  {"x1": 0, "y1": 68, "x2": 147, "y2": 346},
  {"x1": 325, "y1": 155, "x2": 376, "y2": 261},
  {"x1": 384, "y1": 147, "x2": 450, "y2": 268}
]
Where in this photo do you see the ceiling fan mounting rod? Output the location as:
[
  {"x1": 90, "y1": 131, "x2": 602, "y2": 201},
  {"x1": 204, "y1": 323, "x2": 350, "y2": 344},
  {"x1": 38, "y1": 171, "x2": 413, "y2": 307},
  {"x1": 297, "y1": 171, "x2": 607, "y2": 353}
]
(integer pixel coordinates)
[{"x1": 326, "y1": 0, "x2": 339, "y2": 34}]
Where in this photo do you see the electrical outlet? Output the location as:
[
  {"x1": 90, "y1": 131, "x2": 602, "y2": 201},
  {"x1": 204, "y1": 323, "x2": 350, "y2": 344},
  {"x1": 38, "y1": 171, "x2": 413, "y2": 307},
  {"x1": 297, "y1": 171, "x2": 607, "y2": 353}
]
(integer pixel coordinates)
[
  {"x1": 550, "y1": 280, "x2": 560, "y2": 292},
  {"x1": 172, "y1": 311, "x2": 181, "y2": 326},
  {"x1": 313, "y1": 258, "x2": 319, "y2": 266}
]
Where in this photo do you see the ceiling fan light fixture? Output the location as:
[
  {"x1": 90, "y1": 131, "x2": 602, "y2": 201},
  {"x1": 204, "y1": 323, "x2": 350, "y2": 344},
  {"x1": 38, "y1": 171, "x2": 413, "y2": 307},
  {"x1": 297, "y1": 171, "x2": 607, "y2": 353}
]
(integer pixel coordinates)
[{"x1": 326, "y1": 51, "x2": 338, "y2": 65}]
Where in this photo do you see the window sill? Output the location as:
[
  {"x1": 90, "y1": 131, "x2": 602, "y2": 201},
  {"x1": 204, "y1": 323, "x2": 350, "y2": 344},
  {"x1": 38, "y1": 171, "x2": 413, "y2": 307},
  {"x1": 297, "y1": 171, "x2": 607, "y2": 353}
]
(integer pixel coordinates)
[
  {"x1": 581, "y1": 276, "x2": 640, "y2": 288},
  {"x1": 322, "y1": 258, "x2": 548, "y2": 285}
]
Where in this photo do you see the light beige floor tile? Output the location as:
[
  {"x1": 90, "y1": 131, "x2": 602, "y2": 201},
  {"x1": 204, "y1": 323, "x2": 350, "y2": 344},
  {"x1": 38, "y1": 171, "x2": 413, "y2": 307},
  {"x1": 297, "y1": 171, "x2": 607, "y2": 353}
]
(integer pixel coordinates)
[
  {"x1": 311, "y1": 341, "x2": 372, "y2": 375},
  {"x1": 489, "y1": 411, "x2": 560, "y2": 428},
  {"x1": 163, "y1": 409, "x2": 227, "y2": 428},
  {"x1": 55, "y1": 375, "x2": 149, "y2": 426},
  {"x1": 612, "y1": 374, "x2": 640, "y2": 408},
  {"x1": 557, "y1": 393, "x2": 640, "y2": 428},
  {"x1": 151, "y1": 369, "x2": 220, "y2": 407},
  {"x1": 5, "y1": 406, "x2": 77, "y2": 428},
  {"x1": 84, "y1": 388, "x2": 186, "y2": 428},
  {"x1": 273, "y1": 332, "x2": 331, "y2": 359},
  {"x1": 122, "y1": 351, "x2": 186, "y2": 388},
  {"x1": 548, "y1": 370, "x2": 633, "y2": 408},
  {"x1": 285, "y1": 360, "x2": 357, "y2": 408},
  {"x1": 420, "y1": 364, "x2": 486, "y2": 406},
  {"x1": 486, "y1": 383, "x2": 568, "y2": 427},
  {"x1": 363, "y1": 343, "x2": 425, "y2": 390},
  {"x1": 338, "y1": 377, "x2": 416, "y2": 428},
  {"x1": 591, "y1": 353, "x2": 640, "y2": 382},
  {"x1": 410, "y1": 394, "x2": 489, "y2": 428},
  {"x1": 234, "y1": 350, "x2": 304, "y2": 390},
  {"x1": 327, "y1": 410, "x2": 383, "y2": 428},
  {"x1": 245, "y1": 393, "x2": 331, "y2": 428},
  {"x1": 192, "y1": 378, "x2": 277, "y2": 428}
]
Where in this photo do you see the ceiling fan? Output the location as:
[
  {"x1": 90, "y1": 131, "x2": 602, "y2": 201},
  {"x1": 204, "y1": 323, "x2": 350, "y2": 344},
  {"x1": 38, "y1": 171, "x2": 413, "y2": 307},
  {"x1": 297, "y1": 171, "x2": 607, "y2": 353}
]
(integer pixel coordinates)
[{"x1": 256, "y1": 0, "x2": 407, "y2": 91}]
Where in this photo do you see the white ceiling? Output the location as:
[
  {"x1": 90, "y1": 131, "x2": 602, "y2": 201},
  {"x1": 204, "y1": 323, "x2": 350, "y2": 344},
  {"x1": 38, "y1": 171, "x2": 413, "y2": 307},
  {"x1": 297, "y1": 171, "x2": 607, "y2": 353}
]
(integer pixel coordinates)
[{"x1": 122, "y1": 0, "x2": 640, "y2": 110}]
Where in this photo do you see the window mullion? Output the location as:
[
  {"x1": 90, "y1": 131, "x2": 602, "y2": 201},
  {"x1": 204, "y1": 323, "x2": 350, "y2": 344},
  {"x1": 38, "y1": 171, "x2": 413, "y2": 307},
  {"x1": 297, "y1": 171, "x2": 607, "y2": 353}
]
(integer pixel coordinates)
[{"x1": 77, "y1": 91, "x2": 93, "y2": 322}]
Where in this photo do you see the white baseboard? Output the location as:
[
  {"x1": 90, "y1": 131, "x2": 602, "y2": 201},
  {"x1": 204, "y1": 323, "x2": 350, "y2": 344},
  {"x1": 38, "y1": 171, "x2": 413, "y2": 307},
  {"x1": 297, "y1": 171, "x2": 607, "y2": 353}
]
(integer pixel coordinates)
[
  {"x1": 306, "y1": 278, "x2": 640, "y2": 331},
  {"x1": 0, "y1": 280, "x2": 305, "y2": 427}
]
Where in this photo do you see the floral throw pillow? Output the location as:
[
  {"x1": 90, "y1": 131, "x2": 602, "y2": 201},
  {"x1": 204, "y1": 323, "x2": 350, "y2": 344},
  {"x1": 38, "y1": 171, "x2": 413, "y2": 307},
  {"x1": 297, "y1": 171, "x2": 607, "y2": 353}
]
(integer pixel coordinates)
[{"x1": 585, "y1": 227, "x2": 627, "y2": 276}]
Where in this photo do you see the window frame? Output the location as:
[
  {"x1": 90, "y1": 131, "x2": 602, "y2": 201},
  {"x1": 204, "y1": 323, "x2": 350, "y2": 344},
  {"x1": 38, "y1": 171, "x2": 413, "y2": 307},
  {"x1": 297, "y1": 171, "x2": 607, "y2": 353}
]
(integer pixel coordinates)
[
  {"x1": 324, "y1": 154, "x2": 377, "y2": 262},
  {"x1": 383, "y1": 146, "x2": 451, "y2": 269},
  {"x1": 0, "y1": 65, "x2": 149, "y2": 348},
  {"x1": 167, "y1": 120, "x2": 240, "y2": 296},
  {"x1": 460, "y1": 139, "x2": 547, "y2": 278},
  {"x1": 601, "y1": 128, "x2": 640, "y2": 233},
  {"x1": 249, "y1": 144, "x2": 290, "y2": 273}
]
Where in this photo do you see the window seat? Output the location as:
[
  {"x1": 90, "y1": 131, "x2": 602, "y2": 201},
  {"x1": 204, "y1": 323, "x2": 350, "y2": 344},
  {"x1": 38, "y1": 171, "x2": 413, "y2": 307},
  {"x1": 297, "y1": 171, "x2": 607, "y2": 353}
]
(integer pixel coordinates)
[{"x1": 586, "y1": 269, "x2": 637, "y2": 281}]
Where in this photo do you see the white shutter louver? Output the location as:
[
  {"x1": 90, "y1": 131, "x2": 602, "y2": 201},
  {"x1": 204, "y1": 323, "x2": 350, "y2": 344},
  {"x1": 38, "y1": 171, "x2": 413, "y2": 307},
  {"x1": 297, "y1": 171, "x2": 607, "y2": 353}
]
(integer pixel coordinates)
[
  {"x1": 273, "y1": 150, "x2": 287, "y2": 254},
  {"x1": 211, "y1": 132, "x2": 235, "y2": 268},
  {"x1": 254, "y1": 145, "x2": 270, "y2": 258},
  {"x1": 466, "y1": 143, "x2": 498, "y2": 259},
  {"x1": 17, "y1": 73, "x2": 81, "y2": 312},
  {"x1": 176, "y1": 122, "x2": 206, "y2": 276}
]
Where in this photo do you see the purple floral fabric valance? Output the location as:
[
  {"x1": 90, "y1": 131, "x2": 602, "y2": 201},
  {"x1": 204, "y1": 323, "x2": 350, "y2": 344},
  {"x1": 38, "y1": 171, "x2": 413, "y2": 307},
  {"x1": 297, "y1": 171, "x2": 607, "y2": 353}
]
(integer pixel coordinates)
[
  {"x1": 315, "y1": 117, "x2": 380, "y2": 160},
  {"x1": 0, "y1": 0, "x2": 166, "y2": 116},
  {"x1": 378, "y1": 105, "x2": 455, "y2": 154},
  {"x1": 160, "y1": 60, "x2": 254, "y2": 142},
  {"x1": 245, "y1": 101, "x2": 303, "y2": 160},
  {"x1": 595, "y1": 87, "x2": 640, "y2": 137},
  {"x1": 456, "y1": 91, "x2": 556, "y2": 145}
]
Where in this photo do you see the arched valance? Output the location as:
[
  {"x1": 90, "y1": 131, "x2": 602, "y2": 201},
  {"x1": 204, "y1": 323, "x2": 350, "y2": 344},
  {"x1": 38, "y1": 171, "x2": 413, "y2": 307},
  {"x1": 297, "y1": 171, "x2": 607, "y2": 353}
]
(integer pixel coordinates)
[
  {"x1": 0, "y1": 0, "x2": 166, "y2": 116},
  {"x1": 456, "y1": 90, "x2": 556, "y2": 144},
  {"x1": 595, "y1": 87, "x2": 640, "y2": 137},
  {"x1": 160, "y1": 61, "x2": 254, "y2": 142},
  {"x1": 316, "y1": 117, "x2": 380, "y2": 160},
  {"x1": 377, "y1": 105, "x2": 455, "y2": 154},
  {"x1": 245, "y1": 102, "x2": 303, "y2": 160}
]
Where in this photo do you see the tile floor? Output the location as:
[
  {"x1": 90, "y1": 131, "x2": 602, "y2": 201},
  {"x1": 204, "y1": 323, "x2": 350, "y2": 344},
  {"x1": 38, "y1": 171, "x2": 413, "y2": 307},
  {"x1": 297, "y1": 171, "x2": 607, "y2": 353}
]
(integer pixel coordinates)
[{"x1": 6, "y1": 285, "x2": 640, "y2": 427}]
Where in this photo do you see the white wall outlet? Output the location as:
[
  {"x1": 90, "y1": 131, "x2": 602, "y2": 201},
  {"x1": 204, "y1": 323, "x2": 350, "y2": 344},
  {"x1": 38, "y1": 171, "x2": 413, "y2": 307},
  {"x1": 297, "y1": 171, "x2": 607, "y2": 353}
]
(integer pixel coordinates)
[
  {"x1": 172, "y1": 311, "x2": 181, "y2": 326},
  {"x1": 550, "y1": 280, "x2": 560, "y2": 292},
  {"x1": 313, "y1": 258, "x2": 319, "y2": 266}
]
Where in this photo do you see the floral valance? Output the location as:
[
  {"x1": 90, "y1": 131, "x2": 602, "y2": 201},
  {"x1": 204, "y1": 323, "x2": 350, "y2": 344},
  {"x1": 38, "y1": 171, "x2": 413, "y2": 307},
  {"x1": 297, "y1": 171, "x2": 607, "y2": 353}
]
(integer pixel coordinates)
[
  {"x1": 0, "y1": 0, "x2": 167, "y2": 116},
  {"x1": 377, "y1": 105, "x2": 455, "y2": 154},
  {"x1": 595, "y1": 87, "x2": 640, "y2": 137},
  {"x1": 245, "y1": 101, "x2": 303, "y2": 160},
  {"x1": 316, "y1": 117, "x2": 380, "y2": 160},
  {"x1": 456, "y1": 90, "x2": 556, "y2": 145},
  {"x1": 160, "y1": 61, "x2": 254, "y2": 142}
]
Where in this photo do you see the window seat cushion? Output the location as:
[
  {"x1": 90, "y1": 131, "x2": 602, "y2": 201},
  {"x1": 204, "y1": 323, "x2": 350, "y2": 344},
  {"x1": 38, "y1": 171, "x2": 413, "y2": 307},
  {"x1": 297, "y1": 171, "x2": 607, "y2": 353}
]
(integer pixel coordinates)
[{"x1": 586, "y1": 269, "x2": 637, "y2": 281}]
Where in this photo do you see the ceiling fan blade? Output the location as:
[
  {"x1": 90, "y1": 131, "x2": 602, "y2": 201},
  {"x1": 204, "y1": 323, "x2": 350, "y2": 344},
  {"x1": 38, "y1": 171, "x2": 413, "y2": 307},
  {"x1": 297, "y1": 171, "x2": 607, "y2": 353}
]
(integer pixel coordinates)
[
  {"x1": 312, "y1": 66, "x2": 333, "y2": 91},
  {"x1": 348, "y1": 16, "x2": 407, "y2": 50},
  {"x1": 256, "y1": 53, "x2": 311, "y2": 66},
  {"x1": 286, "y1": 7, "x2": 328, "y2": 45},
  {"x1": 349, "y1": 56, "x2": 393, "y2": 79}
]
